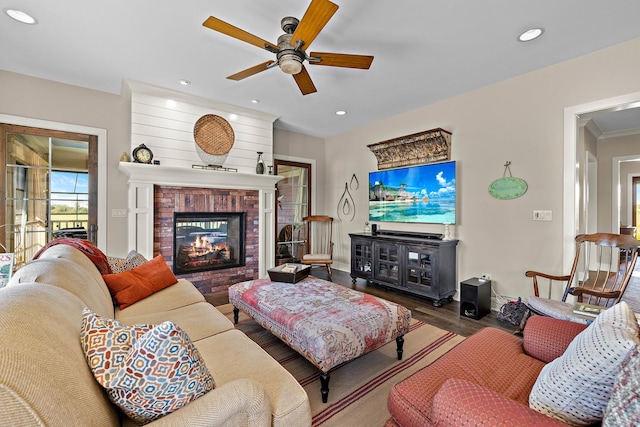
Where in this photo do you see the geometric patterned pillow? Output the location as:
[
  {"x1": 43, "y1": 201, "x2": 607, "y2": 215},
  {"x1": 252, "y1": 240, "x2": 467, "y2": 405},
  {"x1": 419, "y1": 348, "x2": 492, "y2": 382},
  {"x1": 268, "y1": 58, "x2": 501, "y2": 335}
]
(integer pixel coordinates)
[
  {"x1": 107, "y1": 250, "x2": 149, "y2": 274},
  {"x1": 104, "y1": 321, "x2": 215, "y2": 424},
  {"x1": 603, "y1": 345, "x2": 640, "y2": 427},
  {"x1": 79, "y1": 309, "x2": 214, "y2": 424},
  {"x1": 529, "y1": 301, "x2": 640, "y2": 426},
  {"x1": 80, "y1": 308, "x2": 154, "y2": 384}
]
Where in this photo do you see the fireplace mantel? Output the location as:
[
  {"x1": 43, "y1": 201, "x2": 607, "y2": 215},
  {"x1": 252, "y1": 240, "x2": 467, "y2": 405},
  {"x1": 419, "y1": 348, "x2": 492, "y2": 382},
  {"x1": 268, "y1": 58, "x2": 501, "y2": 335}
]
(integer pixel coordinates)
[
  {"x1": 119, "y1": 162, "x2": 281, "y2": 190},
  {"x1": 119, "y1": 162, "x2": 281, "y2": 279}
]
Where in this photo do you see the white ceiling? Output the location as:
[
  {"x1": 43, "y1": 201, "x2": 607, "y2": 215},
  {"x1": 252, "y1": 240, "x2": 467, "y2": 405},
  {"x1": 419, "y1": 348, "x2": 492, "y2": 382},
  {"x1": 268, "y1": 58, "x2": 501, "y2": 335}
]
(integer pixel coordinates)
[
  {"x1": 2, "y1": 0, "x2": 640, "y2": 138},
  {"x1": 582, "y1": 106, "x2": 640, "y2": 137}
]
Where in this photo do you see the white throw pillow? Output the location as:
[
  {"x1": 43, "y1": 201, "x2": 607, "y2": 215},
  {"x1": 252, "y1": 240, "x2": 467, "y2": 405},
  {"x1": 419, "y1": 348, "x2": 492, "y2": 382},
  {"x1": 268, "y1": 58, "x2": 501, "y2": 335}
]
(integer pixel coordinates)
[
  {"x1": 529, "y1": 301, "x2": 640, "y2": 426},
  {"x1": 603, "y1": 344, "x2": 640, "y2": 426}
]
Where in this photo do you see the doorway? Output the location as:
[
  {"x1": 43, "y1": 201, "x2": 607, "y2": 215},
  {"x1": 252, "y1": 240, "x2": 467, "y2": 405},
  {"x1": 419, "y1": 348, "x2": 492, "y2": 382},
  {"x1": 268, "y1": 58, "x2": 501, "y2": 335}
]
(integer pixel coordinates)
[
  {"x1": 1, "y1": 124, "x2": 98, "y2": 268},
  {"x1": 274, "y1": 159, "x2": 311, "y2": 265},
  {"x1": 584, "y1": 151, "x2": 597, "y2": 234},
  {"x1": 633, "y1": 176, "x2": 640, "y2": 228},
  {"x1": 564, "y1": 91, "x2": 640, "y2": 271}
]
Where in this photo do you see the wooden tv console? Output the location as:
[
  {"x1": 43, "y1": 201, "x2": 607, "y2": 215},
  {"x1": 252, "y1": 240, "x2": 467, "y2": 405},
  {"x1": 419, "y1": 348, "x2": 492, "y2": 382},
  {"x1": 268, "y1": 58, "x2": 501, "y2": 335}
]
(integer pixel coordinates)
[{"x1": 349, "y1": 230, "x2": 459, "y2": 307}]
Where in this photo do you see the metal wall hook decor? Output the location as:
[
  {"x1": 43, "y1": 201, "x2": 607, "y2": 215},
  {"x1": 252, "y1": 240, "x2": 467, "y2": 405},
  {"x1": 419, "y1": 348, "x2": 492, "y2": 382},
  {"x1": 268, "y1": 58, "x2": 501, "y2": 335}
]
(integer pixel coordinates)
[
  {"x1": 337, "y1": 179, "x2": 356, "y2": 222},
  {"x1": 350, "y1": 174, "x2": 359, "y2": 190},
  {"x1": 488, "y1": 161, "x2": 528, "y2": 200}
]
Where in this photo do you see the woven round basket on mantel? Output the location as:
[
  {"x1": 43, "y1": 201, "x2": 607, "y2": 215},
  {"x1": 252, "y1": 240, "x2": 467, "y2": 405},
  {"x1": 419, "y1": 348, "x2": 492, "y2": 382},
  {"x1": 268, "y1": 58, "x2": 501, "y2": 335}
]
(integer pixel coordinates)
[{"x1": 193, "y1": 114, "x2": 235, "y2": 166}]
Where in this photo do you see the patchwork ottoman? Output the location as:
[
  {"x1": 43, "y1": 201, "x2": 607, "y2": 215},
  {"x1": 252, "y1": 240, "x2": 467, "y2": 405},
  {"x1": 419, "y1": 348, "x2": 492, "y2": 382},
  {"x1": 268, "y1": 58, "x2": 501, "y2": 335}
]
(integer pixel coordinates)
[{"x1": 229, "y1": 276, "x2": 412, "y2": 402}]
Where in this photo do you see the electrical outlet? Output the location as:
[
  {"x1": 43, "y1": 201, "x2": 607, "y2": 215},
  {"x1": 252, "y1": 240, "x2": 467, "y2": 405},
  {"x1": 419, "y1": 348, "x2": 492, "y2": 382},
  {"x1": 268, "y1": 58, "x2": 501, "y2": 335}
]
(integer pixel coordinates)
[
  {"x1": 533, "y1": 210, "x2": 552, "y2": 221},
  {"x1": 112, "y1": 208, "x2": 127, "y2": 217}
]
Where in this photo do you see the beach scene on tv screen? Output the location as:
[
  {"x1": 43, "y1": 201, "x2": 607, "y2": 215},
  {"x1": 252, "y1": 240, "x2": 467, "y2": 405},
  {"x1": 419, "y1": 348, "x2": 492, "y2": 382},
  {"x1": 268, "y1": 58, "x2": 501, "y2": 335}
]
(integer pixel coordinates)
[{"x1": 369, "y1": 161, "x2": 456, "y2": 224}]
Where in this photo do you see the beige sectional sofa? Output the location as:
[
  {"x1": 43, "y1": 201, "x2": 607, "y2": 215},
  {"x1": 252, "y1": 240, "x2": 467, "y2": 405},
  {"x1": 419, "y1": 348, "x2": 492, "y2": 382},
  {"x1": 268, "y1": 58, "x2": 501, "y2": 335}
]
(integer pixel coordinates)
[{"x1": 0, "y1": 244, "x2": 311, "y2": 426}]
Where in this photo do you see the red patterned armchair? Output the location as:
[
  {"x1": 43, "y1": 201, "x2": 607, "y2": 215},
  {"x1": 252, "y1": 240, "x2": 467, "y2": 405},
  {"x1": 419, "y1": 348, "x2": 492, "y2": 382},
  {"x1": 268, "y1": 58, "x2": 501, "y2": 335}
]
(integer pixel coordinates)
[{"x1": 385, "y1": 317, "x2": 587, "y2": 426}]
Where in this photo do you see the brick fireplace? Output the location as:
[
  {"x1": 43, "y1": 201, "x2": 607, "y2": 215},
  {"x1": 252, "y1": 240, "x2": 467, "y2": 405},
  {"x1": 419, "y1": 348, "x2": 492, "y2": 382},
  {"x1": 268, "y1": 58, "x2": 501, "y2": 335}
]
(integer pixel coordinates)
[
  {"x1": 155, "y1": 186, "x2": 257, "y2": 293},
  {"x1": 119, "y1": 162, "x2": 281, "y2": 295}
]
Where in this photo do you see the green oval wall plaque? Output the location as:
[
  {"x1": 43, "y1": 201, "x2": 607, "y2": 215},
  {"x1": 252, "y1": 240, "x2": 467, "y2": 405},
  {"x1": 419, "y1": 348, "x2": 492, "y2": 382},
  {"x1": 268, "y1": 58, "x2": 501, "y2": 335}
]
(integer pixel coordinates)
[{"x1": 488, "y1": 177, "x2": 528, "y2": 200}]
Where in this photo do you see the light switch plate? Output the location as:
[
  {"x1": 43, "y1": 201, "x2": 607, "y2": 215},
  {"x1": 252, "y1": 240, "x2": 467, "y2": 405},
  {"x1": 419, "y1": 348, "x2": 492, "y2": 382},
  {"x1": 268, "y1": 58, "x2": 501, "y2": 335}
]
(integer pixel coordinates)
[{"x1": 532, "y1": 210, "x2": 552, "y2": 221}]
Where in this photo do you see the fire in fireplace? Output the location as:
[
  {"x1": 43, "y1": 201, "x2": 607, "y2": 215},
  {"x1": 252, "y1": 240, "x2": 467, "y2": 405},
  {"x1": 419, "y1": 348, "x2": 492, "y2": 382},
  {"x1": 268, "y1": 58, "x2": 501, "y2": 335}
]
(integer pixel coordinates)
[{"x1": 173, "y1": 212, "x2": 245, "y2": 274}]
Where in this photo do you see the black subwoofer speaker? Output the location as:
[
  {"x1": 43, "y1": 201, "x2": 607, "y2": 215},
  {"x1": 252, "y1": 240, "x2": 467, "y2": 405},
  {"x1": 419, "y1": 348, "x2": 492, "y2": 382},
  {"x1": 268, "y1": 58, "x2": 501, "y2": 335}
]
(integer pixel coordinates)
[{"x1": 460, "y1": 277, "x2": 491, "y2": 320}]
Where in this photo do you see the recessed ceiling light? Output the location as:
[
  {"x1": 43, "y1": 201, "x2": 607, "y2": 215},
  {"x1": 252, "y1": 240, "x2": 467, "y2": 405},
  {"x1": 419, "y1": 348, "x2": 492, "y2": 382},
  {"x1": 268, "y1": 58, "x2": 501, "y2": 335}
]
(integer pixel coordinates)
[
  {"x1": 335, "y1": 110, "x2": 347, "y2": 116},
  {"x1": 251, "y1": 99, "x2": 260, "y2": 104},
  {"x1": 179, "y1": 79, "x2": 191, "y2": 86},
  {"x1": 4, "y1": 8, "x2": 37, "y2": 24},
  {"x1": 518, "y1": 27, "x2": 544, "y2": 42}
]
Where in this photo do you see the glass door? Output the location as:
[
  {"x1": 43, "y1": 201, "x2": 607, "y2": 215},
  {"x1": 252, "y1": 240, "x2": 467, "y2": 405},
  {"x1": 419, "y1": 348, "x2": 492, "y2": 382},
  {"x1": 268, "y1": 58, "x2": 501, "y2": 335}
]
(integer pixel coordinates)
[
  {"x1": 1, "y1": 124, "x2": 98, "y2": 269},
  {"x1": 274, "y1": 160, "x2": 311, "y2": 265}
]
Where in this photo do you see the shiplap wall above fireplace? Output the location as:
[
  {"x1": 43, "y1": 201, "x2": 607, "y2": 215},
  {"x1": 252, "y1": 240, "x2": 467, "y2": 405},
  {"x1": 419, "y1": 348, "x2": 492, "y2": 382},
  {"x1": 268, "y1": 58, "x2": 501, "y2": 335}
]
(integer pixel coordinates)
[{"x1": 123, "y1": 80, "x2": 279, "y2": 172}]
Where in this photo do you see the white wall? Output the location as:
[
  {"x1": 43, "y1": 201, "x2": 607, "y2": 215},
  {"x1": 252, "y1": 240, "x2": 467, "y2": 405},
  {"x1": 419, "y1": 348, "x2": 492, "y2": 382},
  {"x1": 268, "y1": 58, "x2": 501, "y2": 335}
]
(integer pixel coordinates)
[
  {"x1": 597, "y1": 133, "x2": 640, "y2": 230},
  {"x1": 322, "y1": 37, "x2": 640, "y2": 303},
  {"x1": 620, "y1": 159, "x2": 640, "y2": 226}
]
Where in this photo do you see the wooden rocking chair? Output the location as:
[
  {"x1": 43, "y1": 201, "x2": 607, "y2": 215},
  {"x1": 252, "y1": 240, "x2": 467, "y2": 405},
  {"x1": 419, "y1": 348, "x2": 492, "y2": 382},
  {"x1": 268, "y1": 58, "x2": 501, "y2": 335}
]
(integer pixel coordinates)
[
  {"x1": 301, "y1": 215, "x2": 334, "y2": 281},
  {"x1": 525, "y1": 232, "x2": 640, "y2": 322}
]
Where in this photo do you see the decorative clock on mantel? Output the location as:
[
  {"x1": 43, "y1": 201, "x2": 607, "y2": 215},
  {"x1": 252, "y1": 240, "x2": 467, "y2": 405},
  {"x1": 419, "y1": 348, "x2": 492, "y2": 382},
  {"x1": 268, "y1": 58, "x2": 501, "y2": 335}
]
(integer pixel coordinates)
[{"x1": 132, "y1": 144, "x2": 153, "y2": 164}]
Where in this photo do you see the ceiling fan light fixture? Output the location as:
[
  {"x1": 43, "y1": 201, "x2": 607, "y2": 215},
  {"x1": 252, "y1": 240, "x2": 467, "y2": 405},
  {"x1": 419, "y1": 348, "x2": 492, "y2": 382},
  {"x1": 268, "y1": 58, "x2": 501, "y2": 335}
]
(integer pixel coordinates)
[
  {"x1": 202, "y1": 0, "x2": 373, "y2": 95},
  {"x1": 279, "y1": 55, "x2": 304, "y2": 75},
  {"x1": 277, "y1": 32, "x2": 305, "y2": 75}
]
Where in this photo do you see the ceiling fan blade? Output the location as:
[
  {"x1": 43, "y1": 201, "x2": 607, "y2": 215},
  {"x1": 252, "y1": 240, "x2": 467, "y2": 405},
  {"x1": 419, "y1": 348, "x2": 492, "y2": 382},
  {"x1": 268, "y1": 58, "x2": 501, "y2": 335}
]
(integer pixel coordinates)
[
  {"x1": 309, "y1": 52, "x2": 374, "y2": 69},
  {"x1": 293, "y1": 66, "x2": 317, "y2": 95},
  {"x1": 290, "y1": 0, "x2": 339, "y2": 49},
  {"x1": 203, "y1": 16, "x2": 278, "y2": 52},
  {"x1": 227, "y1": 61, "x2": 274, "y2": 81}
]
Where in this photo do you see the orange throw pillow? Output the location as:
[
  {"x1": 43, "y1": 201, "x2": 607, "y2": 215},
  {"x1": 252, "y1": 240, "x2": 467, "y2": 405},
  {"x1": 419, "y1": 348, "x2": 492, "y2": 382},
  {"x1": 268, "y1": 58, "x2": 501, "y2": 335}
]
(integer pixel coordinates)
[{"x1": 103, "y1": 255, "x2": 178, "y2": 309}]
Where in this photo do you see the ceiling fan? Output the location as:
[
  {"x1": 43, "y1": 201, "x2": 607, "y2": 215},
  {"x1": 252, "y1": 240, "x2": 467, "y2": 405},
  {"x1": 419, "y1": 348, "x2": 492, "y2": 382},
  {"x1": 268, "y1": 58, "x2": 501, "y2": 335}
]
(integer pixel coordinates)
[{"x1": 202, "y1": 0, "x2": 374, "y2": 95}]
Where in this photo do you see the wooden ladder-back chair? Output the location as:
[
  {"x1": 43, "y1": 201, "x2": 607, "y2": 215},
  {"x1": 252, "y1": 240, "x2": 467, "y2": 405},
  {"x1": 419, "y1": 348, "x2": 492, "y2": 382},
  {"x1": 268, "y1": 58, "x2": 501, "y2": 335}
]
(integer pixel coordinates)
[
  {"x1": 526, "y1": 232, "x2": 640, "y2": 322},
  {"x1": 301, "y1": 215, "x2": 334, "y2": 281}
]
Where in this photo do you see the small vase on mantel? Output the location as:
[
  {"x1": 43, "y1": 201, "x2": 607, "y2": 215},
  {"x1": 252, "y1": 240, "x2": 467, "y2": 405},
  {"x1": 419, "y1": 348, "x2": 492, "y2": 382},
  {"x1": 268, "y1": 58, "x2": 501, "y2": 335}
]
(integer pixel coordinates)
[{"x1": 256, "y1": 152, "x2": 265, "y2": 174}]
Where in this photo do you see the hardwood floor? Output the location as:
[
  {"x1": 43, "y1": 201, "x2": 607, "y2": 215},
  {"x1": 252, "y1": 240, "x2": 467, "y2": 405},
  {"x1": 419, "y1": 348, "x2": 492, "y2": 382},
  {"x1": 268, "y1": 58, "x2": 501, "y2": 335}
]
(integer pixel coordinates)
[{"x1": 205, "y1": 269, "x2": 518, "y2": 337}]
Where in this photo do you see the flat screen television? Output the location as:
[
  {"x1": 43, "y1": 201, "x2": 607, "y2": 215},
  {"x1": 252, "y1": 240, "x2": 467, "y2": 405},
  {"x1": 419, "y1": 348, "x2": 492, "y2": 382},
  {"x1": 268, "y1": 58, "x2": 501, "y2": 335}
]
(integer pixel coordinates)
[{"x1": 369, "y1": 161, "x2": 456, "y2": 224}]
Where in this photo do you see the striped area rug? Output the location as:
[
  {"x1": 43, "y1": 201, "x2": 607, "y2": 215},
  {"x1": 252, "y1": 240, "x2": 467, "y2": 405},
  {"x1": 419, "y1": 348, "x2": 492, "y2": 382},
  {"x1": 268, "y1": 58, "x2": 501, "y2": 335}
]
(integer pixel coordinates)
[{"x1": 216, "y1": 304, "x2": 465, "y2": 426}]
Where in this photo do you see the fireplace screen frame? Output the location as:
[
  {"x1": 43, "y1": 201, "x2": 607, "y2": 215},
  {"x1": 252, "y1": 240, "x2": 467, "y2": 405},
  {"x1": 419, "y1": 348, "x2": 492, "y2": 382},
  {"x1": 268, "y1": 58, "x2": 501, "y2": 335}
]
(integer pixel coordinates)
[{"x1": 173, "y1": 212, "x2": 246, "y2": 275}]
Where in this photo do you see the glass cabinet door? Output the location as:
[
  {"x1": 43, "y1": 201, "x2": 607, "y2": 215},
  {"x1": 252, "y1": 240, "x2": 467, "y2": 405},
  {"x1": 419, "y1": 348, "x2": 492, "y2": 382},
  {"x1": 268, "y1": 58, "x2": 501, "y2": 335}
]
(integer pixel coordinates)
[
  {"x1": 274, "y1": 160, "x2": 311, "y2": 264},
  {"x1": 374, "y1": 242, "x2": 399, "y2": 284},
  {"x1": 352, "y1": 238, "x2": 373, "y2": 277},
  {"x1": 405, "y1": 245, "x2": 436, "y2": 295}
]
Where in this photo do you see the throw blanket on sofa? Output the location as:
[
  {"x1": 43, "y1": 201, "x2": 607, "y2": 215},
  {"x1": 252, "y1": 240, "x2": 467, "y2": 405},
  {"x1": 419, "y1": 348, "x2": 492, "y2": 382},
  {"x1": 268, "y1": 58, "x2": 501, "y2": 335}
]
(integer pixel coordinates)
[{"x1": 33, "y1": 238, "x2": 113, "y2": 275}]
